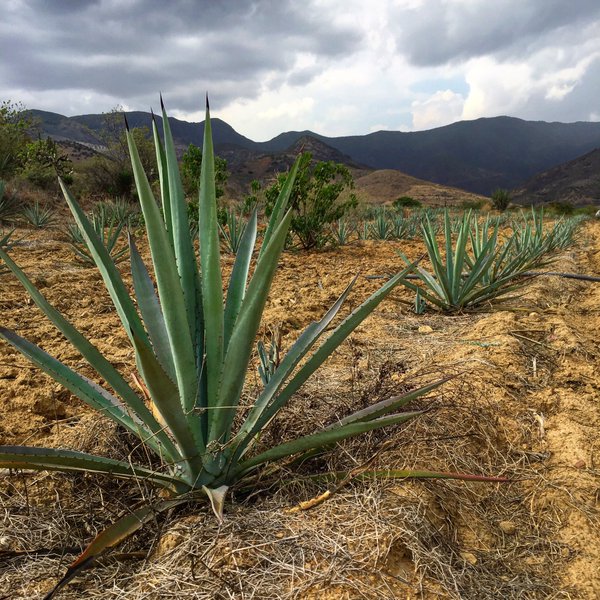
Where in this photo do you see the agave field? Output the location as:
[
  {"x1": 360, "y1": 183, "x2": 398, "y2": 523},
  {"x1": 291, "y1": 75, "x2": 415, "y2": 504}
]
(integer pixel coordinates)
[{"x1": 0, "y1": 106, "x2": 599, "y2": 599}]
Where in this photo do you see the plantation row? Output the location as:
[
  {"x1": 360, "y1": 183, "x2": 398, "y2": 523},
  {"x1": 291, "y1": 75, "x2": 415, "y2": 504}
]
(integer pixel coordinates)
[{"x1": 1, "y1": 177, "x2": 587, "y2": 314}]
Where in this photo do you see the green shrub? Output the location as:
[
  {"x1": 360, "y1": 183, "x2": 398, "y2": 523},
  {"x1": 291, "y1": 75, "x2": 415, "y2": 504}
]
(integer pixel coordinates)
[
  {"x1": 264, "y1": 152, "x2": 357, "y2": 249},
  {"x1": 393, "y1": 196, "x2": 421, "y2": 209},
  {"x1": 460, "y1": 198, "x2": 486, "y2": 211},
  {"x1": 546, "y1": 200, "x2": 575, "y2": 215},
  {"x1": 0, "y1": 180, "x2": 18, "y2": 223}
]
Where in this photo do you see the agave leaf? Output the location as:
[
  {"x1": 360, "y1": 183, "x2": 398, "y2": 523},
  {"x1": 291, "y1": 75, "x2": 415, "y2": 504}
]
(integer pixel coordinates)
[
  {"x1": 223, "y1": 209, "x2": 258, "y2": 349},
  {"x1": 129, "y1": 327, "x2": 205, "y2": 481},
  {"x1": 0, "y1": 326, "x2": 181, "y2": 461},
  {"x1": 151, "y1": 111, "x2": 173, "y2": 244},
  {"x1": 198, "y1": 100, "x2": 224, "y2": 414},
  {"x1": 332, "y1": 378, "x2": 449, "y2": 427},
  {"x1": 209, "y1": 210, "x2": 293, "y2": 448},
  {"x1": 43, "y1": 497, "x2": 187, "y2": 600},
  {"x1": 126, "y1": 127, "x2": 198, "y2": 416},
  {"x1": 160, "y1": 98, "x2": 200, "y2": 345},
  {"x1": 229, "y1": 411, "x2": 424, "y2": 481},
  {"x1": 129, "y1": 235, "x2": 176, "y2": 382},
  {"x1": 0, "y1": 446, "x2": 183, "y2": 489},
  {"x1": 235, "y1": 262, "x2": 418, "y2": 457},
  {"x1": 0, "y1": 250, "x2": 178, "y2": 460},
  {"x1": 229, "y1": 275, "x2": 359, "y2": 461},
  {"x1": 59, "y1": 180, "x2": 149, "y2": 348},
  {"x1": 307, "y1": 469, "x2": 510, "y2": 483},
  {"x1": 284, "y1": 379, "x2": 447, "y2": 467}
]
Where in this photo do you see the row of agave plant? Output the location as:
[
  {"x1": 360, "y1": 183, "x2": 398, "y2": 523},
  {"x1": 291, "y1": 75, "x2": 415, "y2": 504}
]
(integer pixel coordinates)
[
  {"x1": 0, "y1": 99, "x2": 508, "y2": 598},
  {"x1": 397, "y1": 208, "x2": 583, "y2": 312}
]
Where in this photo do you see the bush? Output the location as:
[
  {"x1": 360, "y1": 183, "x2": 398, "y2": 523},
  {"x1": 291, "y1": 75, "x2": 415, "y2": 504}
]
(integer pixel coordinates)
[
  {"x1": 393, "y1": 196, "x2": 421, "y2": 209},
  {"x1": 0, "y1": 100, "x2": 31, "y2": 180},
  {"x1": 264, "y1": 152, "x2": 357, "y2": 250},
  {"x1": 546, "y1": 201, "x2": 575, "y2": 215}
]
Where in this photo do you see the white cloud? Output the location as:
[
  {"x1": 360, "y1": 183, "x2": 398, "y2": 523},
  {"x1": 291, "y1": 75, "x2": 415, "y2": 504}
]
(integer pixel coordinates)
[{"x1": 411, "y1": 89, "x2": 465, "y2": 129}]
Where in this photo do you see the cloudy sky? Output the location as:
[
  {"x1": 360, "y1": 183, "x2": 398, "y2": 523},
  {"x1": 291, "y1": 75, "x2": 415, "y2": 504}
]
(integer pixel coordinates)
[{"x1": 3, "y1": 0, "x2": 600, "y2": 140}]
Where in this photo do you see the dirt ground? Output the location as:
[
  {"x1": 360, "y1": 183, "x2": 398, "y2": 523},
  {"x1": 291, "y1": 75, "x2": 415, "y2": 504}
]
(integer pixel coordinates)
[{"x1": 0, "y1": 218, "x2": 598, "y2": 599}]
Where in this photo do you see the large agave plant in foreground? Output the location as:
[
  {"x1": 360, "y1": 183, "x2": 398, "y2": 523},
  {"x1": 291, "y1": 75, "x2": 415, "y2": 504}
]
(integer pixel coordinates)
[{"x1": 0, "y1": 100, "x2": 504, "y2": 597}]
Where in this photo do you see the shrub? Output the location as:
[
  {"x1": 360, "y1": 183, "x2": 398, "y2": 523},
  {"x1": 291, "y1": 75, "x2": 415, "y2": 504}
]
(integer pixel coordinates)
[
  {"x1": 393, "y1": 196, "x2": 421, "y2": 209},
  {"x1": 264, "y1": 152, "x2": 357, "y2": 250},
  {"x1": 460, "y1": 198, "x2": 486, "y2": 211},
  {"x1": 0, "y1": 180, "x2": 18, "y2": 223}
]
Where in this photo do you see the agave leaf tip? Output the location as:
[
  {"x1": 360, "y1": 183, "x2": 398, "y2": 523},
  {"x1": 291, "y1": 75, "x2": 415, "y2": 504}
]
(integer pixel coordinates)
[
  {"x1": 123, "y1": 112, "x2": 129, "y2": 131},
  {"x1": 205, "y1": 93, "x2": 210, "y2": 110},
  {"x1": 160, "y1": 92, "x2": 165, "y2": 110}
]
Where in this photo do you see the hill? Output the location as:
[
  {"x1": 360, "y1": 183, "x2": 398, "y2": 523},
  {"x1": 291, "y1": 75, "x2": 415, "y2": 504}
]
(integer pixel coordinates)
[
  {"x1": 28, "y1": 109, "x2": 600, "y2": 197},
  {"x1": 512, "y1": 147, "x2": 600, "y2": 206},
  {"x1": 352, "y1": 169, "x2": 487, "y2": 206}
]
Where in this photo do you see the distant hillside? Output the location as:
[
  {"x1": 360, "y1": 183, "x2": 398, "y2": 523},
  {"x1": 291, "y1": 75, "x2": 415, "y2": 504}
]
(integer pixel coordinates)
[
  {"x1": 512, "y1": 148, "x2": 600, "y2": 206},
  {"x1": 353, "y1": 169, "x2": 487, "y2": 206},
  {"x1": 260, "y1": 117, "x2": 600, "y2": 195},
  {"x1": 29, "y1": 109, "x2": 600, "y2": 196}
]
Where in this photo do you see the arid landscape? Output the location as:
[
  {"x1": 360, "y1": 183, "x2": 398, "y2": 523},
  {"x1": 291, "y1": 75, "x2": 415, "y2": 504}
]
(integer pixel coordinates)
[{"x1": 1, "y1": 211, "x2": 598, "y2": 599}]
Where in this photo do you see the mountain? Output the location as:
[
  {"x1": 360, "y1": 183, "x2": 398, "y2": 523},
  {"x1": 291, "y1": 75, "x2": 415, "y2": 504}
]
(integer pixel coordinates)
[
  {"x1": 258, "y1": 117, "x2": 600, "y2": 195},
  {"x1": 29, "y1": 109, "x2": 600, "y2": 196},
  {"x1": 512, "y1": 148, "x2": 600, "y2": 206}
]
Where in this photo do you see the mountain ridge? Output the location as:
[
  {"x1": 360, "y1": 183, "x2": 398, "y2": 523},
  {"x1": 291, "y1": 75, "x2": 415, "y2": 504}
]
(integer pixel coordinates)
[{"x1": 27, "y1": 109, "x2": 600, "y2": 197}]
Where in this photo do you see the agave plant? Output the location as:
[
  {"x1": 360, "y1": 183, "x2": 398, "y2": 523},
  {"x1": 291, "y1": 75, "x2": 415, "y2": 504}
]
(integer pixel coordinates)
[
  {"x1": 1, "y1": 99, "x2": 494, "y2": 595},
  {"x1": 21, "y1": 199, "x2": 56, "y2": 228},
  {"x1": 369, "y1": 208, "x2": 391, "y2": 240},
  {"x1": 66, "y1": 209, "x2": 128, "y2": 266},
  {"x1": 397, "y1": 210, "x2": 553, "y2": 311},
  {"x1": 218, "y1": 207, "x2": 248, "y2": 254},
  {"x1": 331, "y1": 216, "x2": 353, "y2": 246}
]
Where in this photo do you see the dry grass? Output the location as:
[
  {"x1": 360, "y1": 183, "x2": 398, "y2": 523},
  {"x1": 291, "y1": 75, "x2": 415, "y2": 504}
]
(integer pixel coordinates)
[{"x1": 0, "y1": 362, "x2": 572, "y2": 600}]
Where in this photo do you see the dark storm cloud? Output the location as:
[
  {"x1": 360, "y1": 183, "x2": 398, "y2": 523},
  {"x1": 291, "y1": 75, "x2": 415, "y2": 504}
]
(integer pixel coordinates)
[
  {"x1": 395, "y1": 0, "x2": 600, "y2": 66},
  {"x1": 1, "y1": 0, "x2": 363, "y2": 112}
]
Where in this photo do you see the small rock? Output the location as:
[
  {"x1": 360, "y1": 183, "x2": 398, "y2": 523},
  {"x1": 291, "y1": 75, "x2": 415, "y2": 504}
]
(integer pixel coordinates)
[
  {"x1": 460, "y1": 551, "x2": 477, "y2": 565},
  {"x1": 418, "y1": 325, "x2": 433, "y2": 334},
  {"x1": 499, "y1": 521, "x2": 517, "y2": 535},
  {"x1": 574, "y1": 459, "x2": 586, "y2": 469}
]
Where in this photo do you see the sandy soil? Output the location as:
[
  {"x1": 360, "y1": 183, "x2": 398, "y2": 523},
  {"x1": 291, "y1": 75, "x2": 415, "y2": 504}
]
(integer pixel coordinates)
[{"x1": 0, "y1": 219, "x2": 598, "y2": 599}]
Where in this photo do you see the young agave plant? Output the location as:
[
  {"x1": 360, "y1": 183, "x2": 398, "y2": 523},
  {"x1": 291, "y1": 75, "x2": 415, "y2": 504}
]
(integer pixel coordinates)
[{"x1": 0, "y1": 100, "x2": 504, "y2": 597}]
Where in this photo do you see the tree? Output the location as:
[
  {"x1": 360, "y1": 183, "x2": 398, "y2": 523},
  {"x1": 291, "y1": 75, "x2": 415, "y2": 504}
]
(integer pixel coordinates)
[
  {"x1": 0, "y1": 101, "x2": 32, "y2": 179},
  {"x1": 20, "y1": 137, "x2": 73, "y2": 189},
  {"x1": 264, "y1": 152, "x2": 357, "y2": 249}
]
